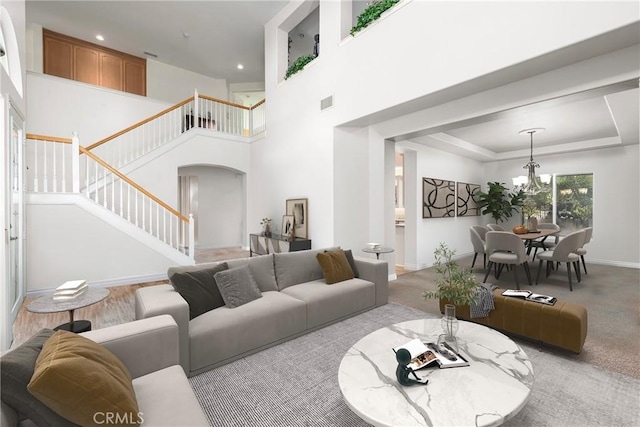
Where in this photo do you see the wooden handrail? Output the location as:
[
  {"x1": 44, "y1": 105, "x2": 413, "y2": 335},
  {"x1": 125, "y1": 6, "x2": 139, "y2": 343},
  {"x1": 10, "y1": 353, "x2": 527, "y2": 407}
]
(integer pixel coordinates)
[
  {"x1": 26, "y1": 134, "x2": 73, "y2": 144},
  {"x1": 85, "y1": 96, "x2": 194, "y2": 151},
  {"x1": 80, "y1": 146, "x2": 189, "y2": 223},
  {"x1": 198, "y1": 94, "x2": 251, "y2": 110},
  {"x1": 250, "y1": 99, "x2": 266, "y2": 110}
]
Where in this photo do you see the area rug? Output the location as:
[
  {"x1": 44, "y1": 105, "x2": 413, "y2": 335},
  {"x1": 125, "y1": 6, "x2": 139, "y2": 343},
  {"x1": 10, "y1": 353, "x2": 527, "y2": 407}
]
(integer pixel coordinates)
[{"x1": 189, "y1": 303, "x2": 640, "y2": 427}]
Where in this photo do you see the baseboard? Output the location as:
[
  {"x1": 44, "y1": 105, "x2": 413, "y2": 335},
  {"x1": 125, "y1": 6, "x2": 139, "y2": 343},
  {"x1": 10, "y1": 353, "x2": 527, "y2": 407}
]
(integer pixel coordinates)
[
  {"x1": 586, "y1": 258, "x2": 640, "y2": 269},
  {"x1": 26, "y1": 273, "x2": 168, "y2": 297}
]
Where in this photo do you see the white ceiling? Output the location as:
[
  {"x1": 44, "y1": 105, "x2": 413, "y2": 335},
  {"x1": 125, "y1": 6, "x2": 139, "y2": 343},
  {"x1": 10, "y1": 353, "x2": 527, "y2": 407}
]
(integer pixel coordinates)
[
  {"x1": 26, "y1": 0, "x2": 288, "y2": 84},
  {"x1": 26, "y1": 1, "x2": 639, "y2": 161}
]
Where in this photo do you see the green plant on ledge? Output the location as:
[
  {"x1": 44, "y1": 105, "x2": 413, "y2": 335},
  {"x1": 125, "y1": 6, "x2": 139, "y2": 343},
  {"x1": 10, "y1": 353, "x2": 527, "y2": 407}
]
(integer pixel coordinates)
[
  {"x1": 422, "y1": 243, "x2": 479, "y2": 306},
  {"x1": 285, "y1": 54, "x2": 316, "y2": 80},
  {"x1": 350, "y1": 0, "x2": 400, "y2": 36}
]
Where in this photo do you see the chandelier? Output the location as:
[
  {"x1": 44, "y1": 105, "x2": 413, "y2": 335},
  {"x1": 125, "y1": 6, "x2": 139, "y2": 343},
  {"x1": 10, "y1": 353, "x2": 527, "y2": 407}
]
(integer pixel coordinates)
[{"x1": 514, "y1": 128, "x2": 550, "y2": 195}]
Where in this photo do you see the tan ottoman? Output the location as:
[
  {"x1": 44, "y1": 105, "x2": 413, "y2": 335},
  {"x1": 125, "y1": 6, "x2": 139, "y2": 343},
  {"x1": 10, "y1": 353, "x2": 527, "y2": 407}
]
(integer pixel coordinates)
[{"x1": 440, "y1": 288, "x2": 588, "y2": 353}]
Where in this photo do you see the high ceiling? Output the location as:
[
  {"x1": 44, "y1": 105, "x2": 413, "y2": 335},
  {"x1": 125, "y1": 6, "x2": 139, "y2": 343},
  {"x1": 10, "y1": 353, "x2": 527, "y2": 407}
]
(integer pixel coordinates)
[
  {"x1": 26, "y1": 0, "x2": 288, "y2": 84},
  {"x1": 26, "y1": 1, "x2": 639, "y2": 161}
]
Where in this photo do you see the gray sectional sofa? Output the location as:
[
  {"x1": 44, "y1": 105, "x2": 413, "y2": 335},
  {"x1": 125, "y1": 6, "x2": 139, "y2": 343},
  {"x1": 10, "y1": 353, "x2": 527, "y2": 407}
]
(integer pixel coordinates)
[{"x1": 135, "y1": 248, "x2": 388, "y2": 377}]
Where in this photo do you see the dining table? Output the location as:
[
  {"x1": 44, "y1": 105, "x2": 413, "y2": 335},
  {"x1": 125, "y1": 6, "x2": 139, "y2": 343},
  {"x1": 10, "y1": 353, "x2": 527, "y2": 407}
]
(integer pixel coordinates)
[{"x1": 515, "y1": 228, "x2": 559, "y2": 253}]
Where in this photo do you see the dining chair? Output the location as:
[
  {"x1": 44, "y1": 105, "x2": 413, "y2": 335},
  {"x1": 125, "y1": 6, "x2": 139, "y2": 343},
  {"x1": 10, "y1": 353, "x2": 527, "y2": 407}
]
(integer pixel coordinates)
[
  {"x1": 483, "y1": 231, "x2": 532, "y2": 290},
  {"x1": 469, "y1": 225, "x2": 488, "y2": 269},
  {"x1": 486, "y1": 224, "x2": 505, "y2": 231},
  {"x1": 529, "y1": 223, "x2": 561, "y2": 259},
  {"x1": 574, "y1": 227, "x2": 593, "y2": 275},
  {"x1": 535, "y1": 230, "x2": 585, "y2": 291}
]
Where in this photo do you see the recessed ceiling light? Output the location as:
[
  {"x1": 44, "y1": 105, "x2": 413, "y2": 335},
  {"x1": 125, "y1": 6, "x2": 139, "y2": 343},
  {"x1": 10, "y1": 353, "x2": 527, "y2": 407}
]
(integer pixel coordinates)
[
  {"x1": 96, "y1": 35, "x2": 104, "y2": 41},
  {"x1": 237, "y1": 64, "x2": 244, "y2": 70}
]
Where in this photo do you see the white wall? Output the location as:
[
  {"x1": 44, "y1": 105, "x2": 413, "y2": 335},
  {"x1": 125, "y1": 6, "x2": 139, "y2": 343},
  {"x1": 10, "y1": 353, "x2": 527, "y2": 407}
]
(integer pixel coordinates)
[
  {"x1": 179, "y1": 165, "x2": 245, "y2": 249},
  {"x1": 260, "y1": 0, "x2": 639, "y2": 267},
  {"x1": 146, "y1": 59, "x2": 228, "y2": 104},
  {"x1": 486, "y1": 145, "x2": 640, "y2": 267},
  {"x1": 26, "y1": 202, "x2": 179, "y2": 292}
]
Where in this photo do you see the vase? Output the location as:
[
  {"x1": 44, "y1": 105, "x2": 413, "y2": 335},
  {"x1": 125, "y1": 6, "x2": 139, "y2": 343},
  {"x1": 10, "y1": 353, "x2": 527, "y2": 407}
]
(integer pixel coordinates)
[
  {"x1": 263, "y1": 224, "x2": 271, "y2": 237},
  {"x1": 528, "y1": 216, "x2": 538, "y2": 231},
  {"x1": 438, "y1": 304, "x2": 459, "y2": 353}
]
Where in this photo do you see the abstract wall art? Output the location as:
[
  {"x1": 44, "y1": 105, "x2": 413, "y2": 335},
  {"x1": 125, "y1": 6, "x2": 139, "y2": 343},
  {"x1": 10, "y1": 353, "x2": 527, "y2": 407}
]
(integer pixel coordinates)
[
  {"x1": 422, "y1": 178, "x2": 456, "y2": 218},
  {"x1": 457, "y1": 182, "x2": 481, "y2": 217}
]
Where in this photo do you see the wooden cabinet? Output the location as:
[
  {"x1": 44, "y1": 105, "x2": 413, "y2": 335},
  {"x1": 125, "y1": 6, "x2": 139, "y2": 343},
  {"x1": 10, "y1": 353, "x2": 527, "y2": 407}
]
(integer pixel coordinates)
[{"x1": 43, "y1": 29, "x2": 146, "y2": 96}]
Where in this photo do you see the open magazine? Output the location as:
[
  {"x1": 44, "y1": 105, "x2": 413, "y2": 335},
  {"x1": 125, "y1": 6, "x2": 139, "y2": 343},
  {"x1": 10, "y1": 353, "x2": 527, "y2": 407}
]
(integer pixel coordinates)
[
  {"x1": 393, "y1": 339, "x2": 469, "y2": 370},
  {"x1": 502, "y1": 289, "x2": 557, "y2": 305}
]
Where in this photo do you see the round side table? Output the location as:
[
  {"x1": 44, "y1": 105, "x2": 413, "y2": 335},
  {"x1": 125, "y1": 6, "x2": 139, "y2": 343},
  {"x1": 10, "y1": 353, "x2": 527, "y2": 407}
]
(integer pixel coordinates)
[
  {"x1": 27, "y1": 287, "x2": 110, "y2": 333},
  {"x1": 362, "y1": 246, "x2": 394, "y2": 260}
]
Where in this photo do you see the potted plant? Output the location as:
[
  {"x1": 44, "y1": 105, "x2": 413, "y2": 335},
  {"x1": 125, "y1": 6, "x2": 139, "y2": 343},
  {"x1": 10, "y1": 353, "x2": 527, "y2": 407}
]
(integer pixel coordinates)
[
  {"x1": 350, "y1": 0, "x2": 400, "y2": 35},
  {"x1": 476, "y1": 182, "x2": 525, "y2": 224},
  {"x1": 285, "y1": 54, "x2": 316, "y2": 80},
  {"x1": 423, "y1": 243, "x2": 479, "y2": 350}
]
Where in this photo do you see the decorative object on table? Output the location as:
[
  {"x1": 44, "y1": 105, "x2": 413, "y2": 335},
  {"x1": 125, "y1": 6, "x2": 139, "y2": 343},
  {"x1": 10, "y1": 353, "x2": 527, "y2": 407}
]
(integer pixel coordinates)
[
  {"x1": 53, "y1": 280, "x2": 87, "y2": 300},
  {"x1": 366, "y1": 242, "x2": 381, "y2": 250},
  {"x1": 513, "y1": 225, "x2": 529, "y2": 234},
  {"x1": 261, "y1": 218, "x2": 272, "y2": 237},
  {"x1": 422, "y1": 177, "x2": 456, "y2": 218},
  {"x1": 394, "y1": 348, "x2": 428, "y2": 386},
  {"x1": 476, "y1": 181, "x2": 526, "y2": 224},
  {"x1": 513, "y1": 128, "x2": 552, "y2": 195},
  {"x1": 521, "y1": 197, "x2": 539, "y2": 230},
  {"x1": 422, "y1": 243, "x2": 479, "y2": 352},
  {"x1": 529, "y1": 216, "x2": 539, "y2": 232},
  {"x1": 350, "y1": 0, "x2": 400, "y2": 36},
  {"x1": 456, "y1": 182, "x2": 481, "y2": 217},
  {"x1": 281, "y1": 215, "x2": 295, "y2": 240},
  {"x1": 286, "y1": 198, "x2": 308, "y2": 239}
]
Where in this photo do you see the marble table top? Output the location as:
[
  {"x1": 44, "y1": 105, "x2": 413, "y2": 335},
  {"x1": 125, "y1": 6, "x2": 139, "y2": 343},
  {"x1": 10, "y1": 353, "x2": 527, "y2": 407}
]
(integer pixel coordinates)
[
  {"x1": 338, "y1": 319, "x2": 533, "y2": 427},
  {"x1": 27, "y1": 287, "x2": 110, "y2": 314}
]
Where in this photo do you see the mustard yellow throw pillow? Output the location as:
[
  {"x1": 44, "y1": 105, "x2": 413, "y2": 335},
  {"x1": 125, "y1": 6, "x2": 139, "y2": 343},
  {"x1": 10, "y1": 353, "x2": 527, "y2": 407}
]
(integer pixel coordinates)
[
  {"x1": 27, "y1": 330, "x2": 140, "y2": 427},
  {"x1": 316, "y1": 249, "x2": 355, "y2": 284}
]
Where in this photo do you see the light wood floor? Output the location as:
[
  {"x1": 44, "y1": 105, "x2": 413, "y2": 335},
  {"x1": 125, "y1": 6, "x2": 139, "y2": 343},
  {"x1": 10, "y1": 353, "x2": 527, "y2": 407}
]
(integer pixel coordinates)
[{"x1": 11, "y1": 247, "x2": 408, "y2": 349}]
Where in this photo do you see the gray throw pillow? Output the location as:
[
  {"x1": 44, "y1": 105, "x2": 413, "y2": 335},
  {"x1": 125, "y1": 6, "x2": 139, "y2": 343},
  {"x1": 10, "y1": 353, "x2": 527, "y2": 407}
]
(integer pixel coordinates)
[
  {"x1": 343, "y1": 250, "x2": 360, "y2": 278},
  {"x1": 214, "y1": 265, "x2": 263, "y2": 308},
  {"x1": 0, "y1": 329, "x2": 78, "y2": 427},
  {"x1": 170, "y1": 263, "x2": 229, "y2": 319}
]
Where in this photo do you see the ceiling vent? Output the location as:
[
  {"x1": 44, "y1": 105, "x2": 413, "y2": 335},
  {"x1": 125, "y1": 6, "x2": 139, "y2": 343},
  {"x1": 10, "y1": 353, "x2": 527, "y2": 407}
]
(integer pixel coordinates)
[{"x1": 320, "y1": 95, "x2": 333, "y2": 111}]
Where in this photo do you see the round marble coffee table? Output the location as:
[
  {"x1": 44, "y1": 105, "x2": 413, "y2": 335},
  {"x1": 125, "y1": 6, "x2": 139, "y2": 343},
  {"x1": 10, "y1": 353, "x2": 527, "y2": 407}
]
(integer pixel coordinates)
[
  {"x1": 27, "y1": 288, "x2": 110, "y2": 333},
  {"x1": 338, "y1": 319, "x2": 533, "y2": 427}
]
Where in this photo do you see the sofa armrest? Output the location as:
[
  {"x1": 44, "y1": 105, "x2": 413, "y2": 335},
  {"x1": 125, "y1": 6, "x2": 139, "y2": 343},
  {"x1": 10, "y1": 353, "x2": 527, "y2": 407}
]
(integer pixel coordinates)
[
  {"x1": 81, "y1": 315, "x2": 178, "y2": 379},
  {"x1": 135, "y1": 285, "x2": 191, "y2": 375},
  {"x1": 354, "y1": 256, "x2": 388, "y2": 306}
]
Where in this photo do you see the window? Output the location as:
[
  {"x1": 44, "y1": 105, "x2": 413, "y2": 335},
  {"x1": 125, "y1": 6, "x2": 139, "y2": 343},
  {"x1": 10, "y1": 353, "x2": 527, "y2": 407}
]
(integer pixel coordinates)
[{"x1": 527, "y1": 173, "x2": 593, "y2": 235}]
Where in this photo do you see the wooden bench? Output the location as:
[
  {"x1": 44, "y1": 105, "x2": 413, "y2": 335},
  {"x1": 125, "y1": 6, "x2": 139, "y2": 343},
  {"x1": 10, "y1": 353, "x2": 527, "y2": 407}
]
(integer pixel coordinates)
[{"x1": 440, "y1": 288, "x2": 588, "y2": 353}]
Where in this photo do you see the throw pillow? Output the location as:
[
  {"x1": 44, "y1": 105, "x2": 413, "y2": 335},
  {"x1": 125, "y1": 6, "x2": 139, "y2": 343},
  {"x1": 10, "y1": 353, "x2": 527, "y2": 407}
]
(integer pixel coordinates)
[
  {"x1": 214, "y1": 265, "x2": 263, "y2": 308},
  {"x1": 316, "y1": 249, "x2": 355, "y2": 284},
  {"x1": 0, "y1": 329, "x2": 77, "y2": 427},
  {"x1": 327, "y1": 249, "x2": 359, "y2": 278},
  {"x1": 170, "y1": 262, "x2": 229, "y2": 319},
  {"x1": 27, "y1": 330, "x2": 140, "y2": 427}
]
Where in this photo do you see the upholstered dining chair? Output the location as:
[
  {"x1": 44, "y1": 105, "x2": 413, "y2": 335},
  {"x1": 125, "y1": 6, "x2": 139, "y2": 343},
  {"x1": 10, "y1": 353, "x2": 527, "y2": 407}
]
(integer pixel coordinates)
[
  {"x1": 469, "y1": 225, "x2": 488, "y2": 269},
  {"x1": 528, "y1": 223, "x2": 560, "y2": 259},
  {"x1": 486, "y1": 224, "x2": 505, "y2": 231},
  {"x1": 574, "y1": 227, "x2": 593, "y2": 275},
  {"x1": 535, "y1": 229, "x2": 585, "y2": 291},
  {"x1": 483, "y1": 231, "x2": 532, "y2": 290}
]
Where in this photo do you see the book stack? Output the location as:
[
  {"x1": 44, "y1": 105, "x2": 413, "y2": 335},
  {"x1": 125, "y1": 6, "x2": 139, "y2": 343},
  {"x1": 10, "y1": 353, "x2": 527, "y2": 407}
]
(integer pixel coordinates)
[
  {"x1": 54, "y1": 280, "x2": 88, "y2": 300},
  {"x1": 393, "y1": 339, "x2": 469, "y2": 369},
  {"x1": 502, "y1": 289, "x2": 557, "y2": 305}
]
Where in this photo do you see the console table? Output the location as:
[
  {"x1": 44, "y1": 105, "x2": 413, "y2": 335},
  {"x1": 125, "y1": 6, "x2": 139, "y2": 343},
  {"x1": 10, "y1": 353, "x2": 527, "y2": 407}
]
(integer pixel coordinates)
[{"x1": 249, "y1": 234, "x2": 311, "y2": 256}]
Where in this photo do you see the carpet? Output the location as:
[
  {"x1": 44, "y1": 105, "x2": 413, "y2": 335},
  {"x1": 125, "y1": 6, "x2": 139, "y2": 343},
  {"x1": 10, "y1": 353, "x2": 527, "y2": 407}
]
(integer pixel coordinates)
[{"x1": 189, "y1": 303, "x2": 640, "y2": 427}]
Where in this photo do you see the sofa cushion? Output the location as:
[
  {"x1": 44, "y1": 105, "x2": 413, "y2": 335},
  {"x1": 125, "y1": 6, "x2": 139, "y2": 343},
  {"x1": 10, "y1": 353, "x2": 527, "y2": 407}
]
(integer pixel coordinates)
[
  {"x1": 316, "y1": 250, "x2": 355, "y2": 284},
  {"x1": 0, "y1": 329, "x2": 76, "y2": 427},
  {"x1": 344, "y1": 250, "x2": 360, "y2": 278},
  {"x1": 170, "y1": 262, "x2": 229, "y2": 320},
  {"x1": 132, "y1": 366, "x2": 209, "y2": 426},
  {"x1": 274, "y1": 247, "x2": 339, "y2": 291},
  {"x1": 27, "y1": 330, "x2": 139, "y2": 426},
  {"x1": 214, "y1": 265, "x2": 262, "y2": 308},
  {"x1": 282, "y1": 278, "x2": 376, "y2": 329},
  {"x1": 188, "y1": 291, "x2": 307, "y2": 373},
  {"x1": 227, "y1": 254, "x2": 278, "y2": 292}
]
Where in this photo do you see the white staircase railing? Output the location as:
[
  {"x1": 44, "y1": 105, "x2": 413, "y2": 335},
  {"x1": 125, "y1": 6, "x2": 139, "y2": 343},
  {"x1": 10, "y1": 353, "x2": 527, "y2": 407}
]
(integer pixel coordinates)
[
  {"x1": 86, "y1": 90, "x2": 266, "y2": 170},
  {"x1": 25, "y1": 134, "x2": 195, "y2": 260}
]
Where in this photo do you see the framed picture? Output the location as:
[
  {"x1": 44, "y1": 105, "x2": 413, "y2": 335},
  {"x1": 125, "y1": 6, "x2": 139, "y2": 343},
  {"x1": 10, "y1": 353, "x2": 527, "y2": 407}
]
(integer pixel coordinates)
[
  {"x1": 281, "y1": 215, "x2": 295, "y2": 239},
  {"x1": 423, "y1": 178, "x2": 456, "y2": 218},
  {"x1": 286, "y1": 198, "x2": 308, "y2": 239},
  {"x1": 457, "y1": 182, "x2": 481, "y2": 217}
]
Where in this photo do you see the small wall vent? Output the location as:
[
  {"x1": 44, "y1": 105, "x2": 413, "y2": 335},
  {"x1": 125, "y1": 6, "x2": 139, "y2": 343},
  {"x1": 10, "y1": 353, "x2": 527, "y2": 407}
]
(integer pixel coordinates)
[{"x1": 320, "y1": 95, "x2": 333, "y2": 110}]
